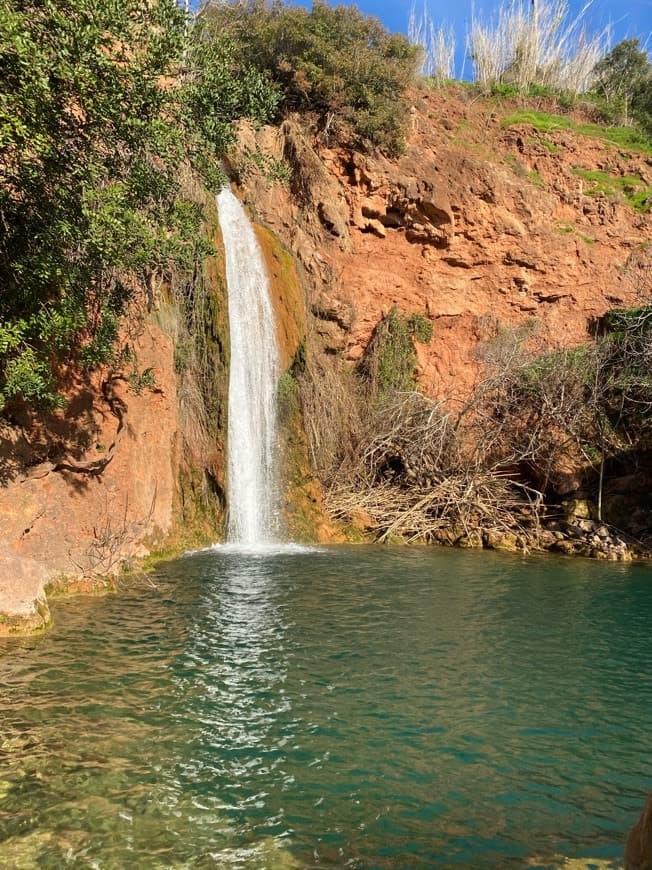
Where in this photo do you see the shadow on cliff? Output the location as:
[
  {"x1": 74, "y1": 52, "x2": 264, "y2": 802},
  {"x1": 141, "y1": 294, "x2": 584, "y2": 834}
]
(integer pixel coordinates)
[
  {"x1": 527, "y1": 445, "x2": 652, "y2": 543},
  {"x1": 0, "y1": 381, "x2": 105, "y2": 487}
]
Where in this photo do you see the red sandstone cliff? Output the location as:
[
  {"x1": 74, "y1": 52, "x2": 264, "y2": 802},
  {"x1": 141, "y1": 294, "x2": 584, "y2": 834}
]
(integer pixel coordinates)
[
  {"x1": 2, "y1": 86, "x2": 651, "y2": 630},
  {"x1": 0, "y1": 325, "x2": 177, "y2": 629},
  {"x1": 234, "y1": 86, "x2": 650, "y2": 403}
]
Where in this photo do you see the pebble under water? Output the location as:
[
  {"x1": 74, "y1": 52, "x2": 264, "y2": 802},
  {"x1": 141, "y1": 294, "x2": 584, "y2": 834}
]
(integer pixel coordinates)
[{"x1": 1, "y1": 545, "x2": 651, "y2": 868}]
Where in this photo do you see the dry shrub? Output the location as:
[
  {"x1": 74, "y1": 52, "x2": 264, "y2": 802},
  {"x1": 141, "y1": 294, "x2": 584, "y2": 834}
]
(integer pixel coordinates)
[
  {"x1": 178, "y1": 352, "x2": 213, "y2": 465},
  {"x1": 304, "y1": 274, "x2": 652, "y2": 541},
  {"x1": 315, "y1": 384, "x2": 544, "y2": 544},
  {"x1": 297, "y1": 344, "x2": 365, "y2": 486},
  {"x1": 358, "y1": 392, "x2": 458, "y2": 487},
  {"x1": 154, "y1": 216, "x2": 222, "y2": 469},
  {"x1": 623, "y1": 247, "x2": 652, "y2": 303},
  {"x1": 68, "y1": 492, "x2": 156, "y2": 577},
  {"x1": 154, "y1": 281, "x2": 213, "y2": 469},
  {"x1": 297, "y1": 315, "x2": 551, "y2": 543},
  {"x1": 329, "y1": 472, "x2": 541, "y2": 544}
]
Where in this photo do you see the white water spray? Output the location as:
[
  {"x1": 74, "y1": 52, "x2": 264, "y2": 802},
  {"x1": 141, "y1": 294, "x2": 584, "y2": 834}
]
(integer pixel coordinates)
[{"x1": 217, "y1": 187, "x2": 281, "y2": 545}]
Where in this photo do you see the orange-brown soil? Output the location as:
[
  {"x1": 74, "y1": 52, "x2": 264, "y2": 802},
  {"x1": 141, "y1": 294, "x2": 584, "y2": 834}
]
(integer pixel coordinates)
[{"x1": 235, "y1": 86, "x2": 650, "y2": 404}]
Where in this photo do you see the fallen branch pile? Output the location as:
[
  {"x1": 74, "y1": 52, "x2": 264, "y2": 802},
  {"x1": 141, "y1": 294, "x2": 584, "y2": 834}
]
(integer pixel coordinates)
[
  {"x1": 328, "y1": 472, "x2": 542, "y2": 543},
  {"x1": 320, "y1": 392, "x2": 544, "y2": 544}
]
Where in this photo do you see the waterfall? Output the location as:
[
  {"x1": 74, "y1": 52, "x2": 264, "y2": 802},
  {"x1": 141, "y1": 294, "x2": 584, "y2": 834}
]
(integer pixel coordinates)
[{"x1": 217, "y1": 187, "x2": 281, "y2": 545}]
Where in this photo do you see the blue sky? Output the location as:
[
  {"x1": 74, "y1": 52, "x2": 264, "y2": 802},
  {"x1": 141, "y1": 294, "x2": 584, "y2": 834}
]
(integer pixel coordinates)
[{"x1": 291, "y1": 0, "x2": 652, "y2": 79}]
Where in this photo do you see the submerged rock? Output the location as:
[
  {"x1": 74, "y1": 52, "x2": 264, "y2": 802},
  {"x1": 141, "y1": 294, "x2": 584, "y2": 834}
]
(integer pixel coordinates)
[{"x1": 0, "y1": 544, "x2": 51, "y2": 635}]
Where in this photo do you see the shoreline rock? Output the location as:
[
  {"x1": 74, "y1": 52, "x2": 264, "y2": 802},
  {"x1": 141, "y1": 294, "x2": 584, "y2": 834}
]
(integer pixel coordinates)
[
  {"x1": 626, "y1": 791, "x2": 652, "y2": 870},
  {"x1": 0, "y1": 545, "x2": 52, "y2": 635}
]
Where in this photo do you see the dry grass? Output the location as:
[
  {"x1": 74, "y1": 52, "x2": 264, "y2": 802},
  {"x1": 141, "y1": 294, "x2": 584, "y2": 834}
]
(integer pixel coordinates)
[
  {"x1": 467, "y1": 0, "x2": 609, "y2": 94},
  {"x1": 408, "y1": 1, "x2": 456, "y2": 84}
]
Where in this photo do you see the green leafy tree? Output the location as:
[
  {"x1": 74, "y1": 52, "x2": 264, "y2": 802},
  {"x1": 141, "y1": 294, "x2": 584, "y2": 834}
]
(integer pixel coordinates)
[
  {"x1": 181, "y1": 23, "x2": 281, "y2": 186},
  {"x1": 593, "y1": 39, "x2": 652, "y2": 130},
  {"x1": 0, "y1": 0, "x2": 277, "y2": 409}
]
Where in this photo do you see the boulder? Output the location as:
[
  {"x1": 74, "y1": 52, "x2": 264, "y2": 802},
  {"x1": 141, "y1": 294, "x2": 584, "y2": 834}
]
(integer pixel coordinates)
[
  {"x1": 483, "y1": 530, "x2": 520, "y2": 551},
  {"x1": 318, "y1": 200, "x2": 348, "y2": 239}
]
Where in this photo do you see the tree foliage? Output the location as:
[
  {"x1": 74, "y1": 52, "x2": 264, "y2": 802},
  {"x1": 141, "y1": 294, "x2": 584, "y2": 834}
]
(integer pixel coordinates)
[
  {"x1": 593, "y1": 39, "x2": 652, "y2": 133},
  {"x1": 200, "y1": 0, "x2": 419, "y2": 154},
  {"x1": 0, "y1": 0, "x2": 277, "y2": 408}
]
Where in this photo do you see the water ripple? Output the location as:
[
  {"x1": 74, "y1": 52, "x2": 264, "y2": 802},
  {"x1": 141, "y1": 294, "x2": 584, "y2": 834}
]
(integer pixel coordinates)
[{"x1": 0, "y1": 547, "x2": 650, "y2": 867}]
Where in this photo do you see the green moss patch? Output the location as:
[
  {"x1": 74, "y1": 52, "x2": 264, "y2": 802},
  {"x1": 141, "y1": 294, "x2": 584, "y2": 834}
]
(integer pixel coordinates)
[{"x1": 503, "y1": 110, "x2": 652, "y2": 156}]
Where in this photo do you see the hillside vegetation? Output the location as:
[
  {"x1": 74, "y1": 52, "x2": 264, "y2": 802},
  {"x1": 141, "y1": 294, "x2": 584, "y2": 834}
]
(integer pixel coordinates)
[
  {"x1": 0, "y1": 0, "x2": 422, "y2": 413},
  {"x1": 200, "y1": 0, "x2": 419, "y2": 153}
]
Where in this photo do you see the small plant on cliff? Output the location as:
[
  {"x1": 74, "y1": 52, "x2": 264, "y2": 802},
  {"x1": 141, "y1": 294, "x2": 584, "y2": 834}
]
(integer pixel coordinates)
[
  {"x1": 277, "y1": 371, "x2": 299, "y2": 424},
  {"x1": 358, "y1": 308, "x2": 433, "y2": 402},
  {"x1": 407, "y1": 313, "x2": 434, "y2": 344}
]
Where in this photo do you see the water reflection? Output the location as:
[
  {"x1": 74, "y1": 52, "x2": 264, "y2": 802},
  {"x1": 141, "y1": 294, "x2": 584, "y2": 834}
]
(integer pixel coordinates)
[
  {"x1": 0, "y1": 547, "x2": 650, "y2": 867},
  {"x1": 177, "y1": 549, "x2": 295, "y2": 844}
]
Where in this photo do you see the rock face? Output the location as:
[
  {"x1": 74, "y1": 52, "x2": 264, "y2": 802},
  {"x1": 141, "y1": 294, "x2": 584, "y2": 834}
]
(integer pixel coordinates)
[
  {"x1": 255, "y1": 223, "x2": 306, "y2": 370},
  {"x1": 626, "y1": 792, "x2": 652, "y2": 869},
  {"x1": 234, "y1": 87, "x2": 650, "y2": 401},
  {"x1": 0, "y1": 543, "x2": 51, "y2": 633},
  {"x1": 0, "y1": 324, "x2": 180, "y2": 633}
]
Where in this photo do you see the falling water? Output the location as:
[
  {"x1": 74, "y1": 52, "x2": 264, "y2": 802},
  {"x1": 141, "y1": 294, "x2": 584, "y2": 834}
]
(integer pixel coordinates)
[{"x1": 217, "y1": 186, "x2": 281, "y2": 545}]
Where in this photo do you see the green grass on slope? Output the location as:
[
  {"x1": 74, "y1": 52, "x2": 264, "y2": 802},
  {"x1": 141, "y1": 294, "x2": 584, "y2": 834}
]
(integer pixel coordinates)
[
  {"x1": 502, "y1": 110, "x2": 652, "y2": 156},
  {"x1": 572, "y1": 168, "x2": 652, "y2": 212}
]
